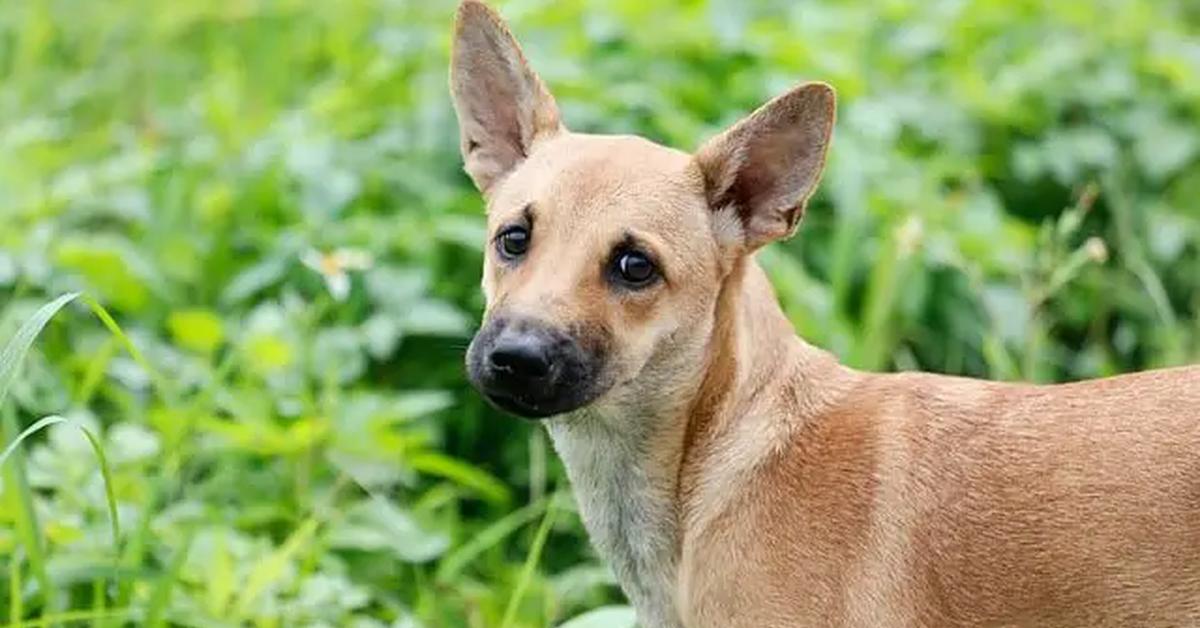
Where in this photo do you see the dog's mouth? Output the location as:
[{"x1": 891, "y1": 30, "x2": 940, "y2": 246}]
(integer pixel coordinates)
[
  {"x1": 466, "y1": 316, "x2": 608, "y2": 420},
  {"x1": 471, "y1": 357, "x2": 607, "y2": 420},
  {"x1": 479, "y1": 388, "x2": 580, "y2": 420}
]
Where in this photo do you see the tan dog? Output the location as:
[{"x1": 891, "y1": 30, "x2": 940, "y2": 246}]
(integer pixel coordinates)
[{"x1": 450, "y1": 2, "x2": 1200, "y2": 626}]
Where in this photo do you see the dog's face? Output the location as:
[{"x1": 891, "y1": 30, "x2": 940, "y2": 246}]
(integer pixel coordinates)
[
  {"x1": 466, "y1": 133, "x2": 722, "y2": 418},
  {"x1": 451, "y1": 1, "x2": 835, "y2": 419}
]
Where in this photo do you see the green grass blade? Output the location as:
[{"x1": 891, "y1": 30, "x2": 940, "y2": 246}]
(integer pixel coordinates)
[
  {"x1": 78, "y1": 426, "x2": 122, "y2": 548},
  {"x1": 0, "y1": 415, "x2": 121, "y2": 548},
  {"x1": 499, "y1": 492, "x2": 561, "y2": 628},
  {"x1": 435, "y1": 498, "x2": 547, "y2": 584},
  {"x1": 91, "y1": 578, "x2": 107, "y2": 628},
  {"x1": 407, "y1": 451, "x2": 513, "y2": 506},
  {"x1": 81, "y1": 296, "x2": 178, "y2": 404},
  {"x1": 233, "y1": 517, "x2": 320, "y2": 618},
  {"x1": 8, "y1": 548, "x2": 21, "y2": 623},
  {"x1": 0, "y1": 292, "x2": 78, "y2": 615},
  {"x1": 1, "y1": 408, "x2": 52, "y2": 619},
  {"x1": 0, "y1": 416, "x2": 67, "y2": 468},
  {"x1": 145, "y1": 527, "x2": 195, "y2": 628},
  {"x1": 204, "y1": 530, "x2": 235, "y2": 617},
  {"x1": 115, "y1": 476, "x2": 166, "y2": 611},
  {"x1": 0, "y1": 293, "x2": 78, "y2": 405},
  {"x1": 74, "y1": 337, "x2": 118, "y2": 407},
  {"x1": 73, "y1": 300, "x2": 189, "y2": 616}
]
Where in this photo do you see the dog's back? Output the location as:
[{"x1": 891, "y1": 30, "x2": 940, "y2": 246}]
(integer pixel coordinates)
[{"x1": 682, "y1": 362, "x2": 1200, "y2": 626}]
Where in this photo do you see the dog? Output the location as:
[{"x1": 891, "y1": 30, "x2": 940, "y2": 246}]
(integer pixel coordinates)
[{"x1": 450, "y1": 2, "x2": 1200, "y2": 626}]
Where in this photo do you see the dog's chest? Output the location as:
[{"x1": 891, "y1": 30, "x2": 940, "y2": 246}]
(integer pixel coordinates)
[{"x1": 548, "y1": 419, "x2": 683, "y2": 628}]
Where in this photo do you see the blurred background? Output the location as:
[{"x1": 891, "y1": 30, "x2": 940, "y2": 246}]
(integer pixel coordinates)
[{"x1": 1, "y1": 0, "x2": 1197, "y2": 625}]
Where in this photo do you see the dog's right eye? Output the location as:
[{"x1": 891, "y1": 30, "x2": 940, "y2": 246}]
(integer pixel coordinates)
[
  {"x1": 496, "y1": 226, "x2": 530, "y2": 260},
  {"x1": 608, "y1": 249, "x2": 660, "y2": 290}
]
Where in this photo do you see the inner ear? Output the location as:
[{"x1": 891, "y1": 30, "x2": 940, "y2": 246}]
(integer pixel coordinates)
[
  {"x1": 450, "y1": 1, "x2": 563, "y2": 195},
  {"x1": 695, "y1": 82, "x2": 836, "y2": 250}
]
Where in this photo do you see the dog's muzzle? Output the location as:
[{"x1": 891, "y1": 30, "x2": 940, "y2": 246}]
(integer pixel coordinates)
[{"x1": 466, "y1": 316, "x2": 601, "y2": 419}]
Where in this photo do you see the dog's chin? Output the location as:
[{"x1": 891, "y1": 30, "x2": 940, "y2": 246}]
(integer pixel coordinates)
[
  {"x1": 470, "y1": 373, "x2": 612, "y2": 420},
  {"x1": 480, "y1": 389, "x2": 588, "y2": 420}
]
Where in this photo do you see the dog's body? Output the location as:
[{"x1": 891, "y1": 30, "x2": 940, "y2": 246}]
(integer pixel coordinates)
[
  {"x1": 617, "y1": 260, "x2": 1200, "y2": 627},
  {"x1": 556, "y1": 257, "x2": 1200, "y2": 627},
  {"x1": 450, "y1": 3, "x2": 1200, "y2": 626}
]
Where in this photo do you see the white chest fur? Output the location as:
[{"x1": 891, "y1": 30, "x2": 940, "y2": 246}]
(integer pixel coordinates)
[{"x1": 548, "y1": 414, "x2": 685, "y2": 628}]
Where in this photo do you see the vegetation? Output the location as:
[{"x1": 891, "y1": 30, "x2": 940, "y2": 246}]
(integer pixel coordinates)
[{"x1": 1, "y1": 0, "x2": 1197, "y2": 625}]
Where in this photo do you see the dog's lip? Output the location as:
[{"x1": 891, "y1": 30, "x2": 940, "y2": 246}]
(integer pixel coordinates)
[{"x1": 480, "y1": 388, "x2": 560, "y2": 420}]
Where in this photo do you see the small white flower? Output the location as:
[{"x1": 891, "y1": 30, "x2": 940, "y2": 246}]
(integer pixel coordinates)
[
  {"x1": 896, "y1": 216, "x2": 924, "y2": 259},
  {"x1": 1084, "y1": 237, "x2": 1108, "y2": 263},
  {"x1": 302, "y1": 247, "x2": 374, "y2": 301}
]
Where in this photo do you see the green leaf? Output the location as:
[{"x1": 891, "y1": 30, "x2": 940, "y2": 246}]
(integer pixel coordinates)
[
  {"x1": 166, "y1": 308, "x2": 225, "y2": 354},
  {"x1": 360, "y1": 313, "x2": 404, "y2": 359},
  {"x1": 222, "y1": 257, "x2": 289, "y2": 305},
  {"x1": 234, "y1": 518, "x2": 319, "y2": 618},
  {"x1": 393, "y1": 390, "x2": 455, "y2": 419},
  {"x1": 326, "y1": 497, "x2": 449, "y2": 563},
  {"x1": 1134, "y1": 117, "x2": 1198, "y2": 181},
  {"x1": 407, "y1": 451, "x2": 512, "y2": 505},
  {"x1": 54, "y1": 238, "x2": 158, "y2": 312},
  {"x1": 399, "y1": 299, "x2": 470, "y2": 336},
  {"x1": 243, "y1": 332, "x2": 295, "y2": 374},
  {"x1": 311, "y1": 326, "x2": 366, "y2": 384}
]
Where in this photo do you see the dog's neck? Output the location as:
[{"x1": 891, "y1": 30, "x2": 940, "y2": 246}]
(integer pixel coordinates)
[{"x1": 547, "y1": 256, "x2": 840, "y2": 626}]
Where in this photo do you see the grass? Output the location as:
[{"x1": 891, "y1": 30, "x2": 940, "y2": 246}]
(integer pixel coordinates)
[
  {"x1": 0, "y1": 287, "x2": 584, "y2": 625},
  {"x1": 500, "y1": 492, "x2": 561, "y2": 628},
  {"x1": 1, "y1": 293, "x2": 81, "y2": 617},
  {"x1": 0, "y1": 414, "x2": 120, "y2": 552}
]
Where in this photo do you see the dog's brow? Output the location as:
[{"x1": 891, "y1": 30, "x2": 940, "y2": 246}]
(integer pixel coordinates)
[
  {"x1": 620, "y1": 230, "x2": 667, "y2": 254},
  {"x1": 495, "y1": 203, "x2": 533, "y2": 233}
]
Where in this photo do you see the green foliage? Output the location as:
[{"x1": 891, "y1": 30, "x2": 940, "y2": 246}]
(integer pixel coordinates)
[{"x1": 1, "y1": 0, "x2": 1198, "y2": 626}]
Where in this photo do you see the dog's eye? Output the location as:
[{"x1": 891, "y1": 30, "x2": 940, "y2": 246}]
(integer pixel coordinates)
[
  {"x1": 613, "y1": 251, "x2": 657, "y2": 287},
  {"x1": 497, "y1": 226, "x2": 530, "y2": 259}
]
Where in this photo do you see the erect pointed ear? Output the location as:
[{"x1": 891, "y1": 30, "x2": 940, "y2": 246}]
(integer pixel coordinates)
[
  {"x1": 695, "y1": 83, "x2": 835, "y2": 251},
  {"x1": 450, "y1": 0, "x2": 563, "y2": 195}
]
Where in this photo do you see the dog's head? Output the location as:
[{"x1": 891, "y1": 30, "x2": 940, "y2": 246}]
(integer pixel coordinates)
[{"x1": 452, "y1": 1, "x2": 834, "y2": 420}]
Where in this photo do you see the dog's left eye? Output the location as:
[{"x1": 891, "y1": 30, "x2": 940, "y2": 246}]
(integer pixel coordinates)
[
  {"x1": 496, "y1": 226, "x2": 530, "y2": 260},
  {"x1": 613, "y1": 251, "x2": 658, "y2": 287}
]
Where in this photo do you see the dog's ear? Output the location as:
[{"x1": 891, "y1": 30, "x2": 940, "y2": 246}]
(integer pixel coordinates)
[
  {"x1": 450, "y1": 0, "x2": 563, "y2": 195},
  {"x1": 695, "y1": 83, "x2": 835, "y2": 250}
]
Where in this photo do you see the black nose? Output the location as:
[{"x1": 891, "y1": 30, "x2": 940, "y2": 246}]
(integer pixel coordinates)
[
  {"x1": 488, "y1": 333, "x2": 553, "y2": 380},
  {"x1": 468, "y1": 316, "x2": 604, "y2": 419}
]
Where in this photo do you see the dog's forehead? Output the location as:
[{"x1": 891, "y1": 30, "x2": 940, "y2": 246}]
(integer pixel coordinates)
[
  {"x1": 489, "y1": 133, "x2": 705, "y2": 223},
  {"x1": 539, "y1": 132, "x2": 694, "y2": 181}
]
